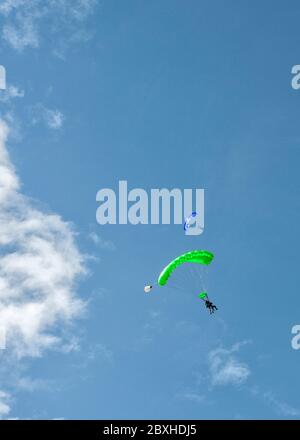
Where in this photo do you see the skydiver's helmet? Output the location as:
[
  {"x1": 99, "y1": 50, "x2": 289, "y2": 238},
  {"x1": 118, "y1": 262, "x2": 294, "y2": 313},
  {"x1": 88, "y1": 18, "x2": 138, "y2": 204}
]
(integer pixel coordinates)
[{"x1": 144, "y1": 285, "x2": 153, "y2": 293}]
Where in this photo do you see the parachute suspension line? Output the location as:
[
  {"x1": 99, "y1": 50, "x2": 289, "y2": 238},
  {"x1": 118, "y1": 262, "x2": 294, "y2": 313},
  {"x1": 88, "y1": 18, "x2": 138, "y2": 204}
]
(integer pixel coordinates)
[
  {"x1": 198, "y1": 264, "x2": 204, "y2": 289},
  {"x1": 187, "y1": 264, "x2": 196, "y2": 292},
  {"x1": 203, "y1": 265, "x2": 209, "y2": 291},
  {"x1": 188, "y1": 264, "x2": 197, "y2": 284},
  {"x1": 166, "y1": 263, "x2": 209, "y2": 299},
  {"x1": 188, "y1": 263, "x2": 208, "y2": 299},
  {"x1": 166, "y1": 284, "x2": 183, "y2": 292},
  {"x1": 185, "y1": 263, "x2": 199, "y2": 288},
  {"x1": 189, "y1": 263, "x2": 204, "y2": 289},
  {"x1": 168, "y1": 264, "x2": 192, "y2": 291},
  {"x1": 169, "y1": 264, "x2": 199, "y2": 293},
  {"x1": 196, "y1": 263, "x2": 204, "y2": 285}
]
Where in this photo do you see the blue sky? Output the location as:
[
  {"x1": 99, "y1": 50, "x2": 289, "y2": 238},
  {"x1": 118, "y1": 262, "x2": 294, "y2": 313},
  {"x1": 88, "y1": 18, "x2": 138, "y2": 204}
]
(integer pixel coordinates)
[{"x1": 0, "y1": 0, "x2": 299, "y2": 419}]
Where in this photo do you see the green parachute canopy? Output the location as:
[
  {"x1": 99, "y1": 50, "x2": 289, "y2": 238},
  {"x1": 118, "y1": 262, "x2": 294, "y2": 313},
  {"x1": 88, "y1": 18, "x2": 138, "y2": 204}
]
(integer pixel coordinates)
[{"x1": 158, "y1": 250, "x2": 214, "y2": 286}]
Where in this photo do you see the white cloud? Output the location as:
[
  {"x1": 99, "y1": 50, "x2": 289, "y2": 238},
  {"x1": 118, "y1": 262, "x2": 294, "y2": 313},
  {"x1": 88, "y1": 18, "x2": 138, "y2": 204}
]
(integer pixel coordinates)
[
  {"x1": 0, "y1": 85, "x2": 25, "y2": 103},
  {"x1": 208, "y1": 342, "x2": 251, "y2": 387},
  {"x1": 43, "y1": 109, "x2": 64, "y2": 130},
  {"x1": 31, "y1": 104, "x2": 64, "y2": 130},
  {"x1": 0, "y1": 66, "x2": 6, "y2": 91},
  {"x1": 1, "y1": 112, "x2": 23, "y2": 142},
  {"x1": 70, "y1": 342, "x2": 114, "y2": 371},
  {"x1": 0, "y1": 119, "x2": 86, "y2": 358},
  {"x1": 0, "y1": 391, "x2": 11, "y2": 419},
  {"x1": 0, "y1": 0, "x2": 98, "y2": 53},
  {"x1": 88, "y1": 232, "x2": 116, "y2": 251},
  {"x1": 178, "y1": 392, "x2": 206, "y2": 404},
  {"x1": 263, "y1": 391, "x2": 300, "y2": 418},
  {"x1": 0, "y1": 1, "x2": 29, "y2": 15},
  {"x1": 2, "y1": 18, "x2": 39, "y2": 51},
  {"x1": 15, "y1": 376, "x2": 50, "y2": 392},
  {"x1": 88, "y1": 343, "x2": 113, "y2": 363}
]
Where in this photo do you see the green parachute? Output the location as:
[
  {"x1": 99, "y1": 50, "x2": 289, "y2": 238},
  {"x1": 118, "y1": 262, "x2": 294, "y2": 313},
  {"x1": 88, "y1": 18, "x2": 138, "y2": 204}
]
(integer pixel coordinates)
[{"x1": 158, "y1": 250, "x2": 214, "y2": 286}]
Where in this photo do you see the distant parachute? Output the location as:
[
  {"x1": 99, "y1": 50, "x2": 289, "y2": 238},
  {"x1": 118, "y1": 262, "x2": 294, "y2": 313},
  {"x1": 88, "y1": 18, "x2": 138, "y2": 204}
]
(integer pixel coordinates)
[{"x1": 183, "y1": 211, "x2": 197, "y2": 231}]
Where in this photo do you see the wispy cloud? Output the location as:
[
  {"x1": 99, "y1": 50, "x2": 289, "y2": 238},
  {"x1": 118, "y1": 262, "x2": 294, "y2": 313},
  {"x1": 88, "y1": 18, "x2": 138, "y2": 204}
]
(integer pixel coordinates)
[
  {"x1": 208, "y1": 342, "x2": 251, "y2": 387},
  {"x1": 15, "y1": 376, "x2": 50, "y2": 392},
  {"x1": 31, "y1": 104, "x2": 64, "y2": 130},
  {"x1": 177, "y1": 392, "x2": 206, "y2": 404},
  {"x1": 0, "y1": 0, "x2": 98, "y2": 54},
  {"x1": 262, "y1": 391, "x2": 300, "y2": 418},
  {"x1": 207, "y1": 343, "x2": 300, "y2": 417},
  {"x1": 248, "y1": 385, "x2": 300, "y2": 419},
  {"x1": 0, "y1": 391, "x2": 11, "y2": 419},
  {"x1": 88, "y1": 232, "x2": 116, "y2": 251},
  {"x1": 69, "y1": 342, "x2": 114, "y2": 372},
  {"x1": 0, "y1": 85, "x2": 25, "y2": 104},
  {"x1": 2, "y1": 13, "x2": 40, "y2": 51},
  {"x1": 0, "y1": 65, "x2": 6, "y2": 90},
  {"x1": 87, "y1": 343, "x2": 113, "y2": 364}
]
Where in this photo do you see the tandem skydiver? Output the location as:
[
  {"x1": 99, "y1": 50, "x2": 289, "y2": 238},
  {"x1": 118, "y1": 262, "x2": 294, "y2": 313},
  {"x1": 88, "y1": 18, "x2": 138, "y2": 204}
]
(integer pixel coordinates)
[{"x1": 204, "y1": 299, "x2": 218, "y2": 314}]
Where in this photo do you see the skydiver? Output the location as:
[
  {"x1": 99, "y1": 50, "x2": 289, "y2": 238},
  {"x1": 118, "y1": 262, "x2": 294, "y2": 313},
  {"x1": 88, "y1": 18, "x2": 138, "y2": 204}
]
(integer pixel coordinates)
[{"x1": 205, "y1": 299, "x2": 218, "y2": 314}]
